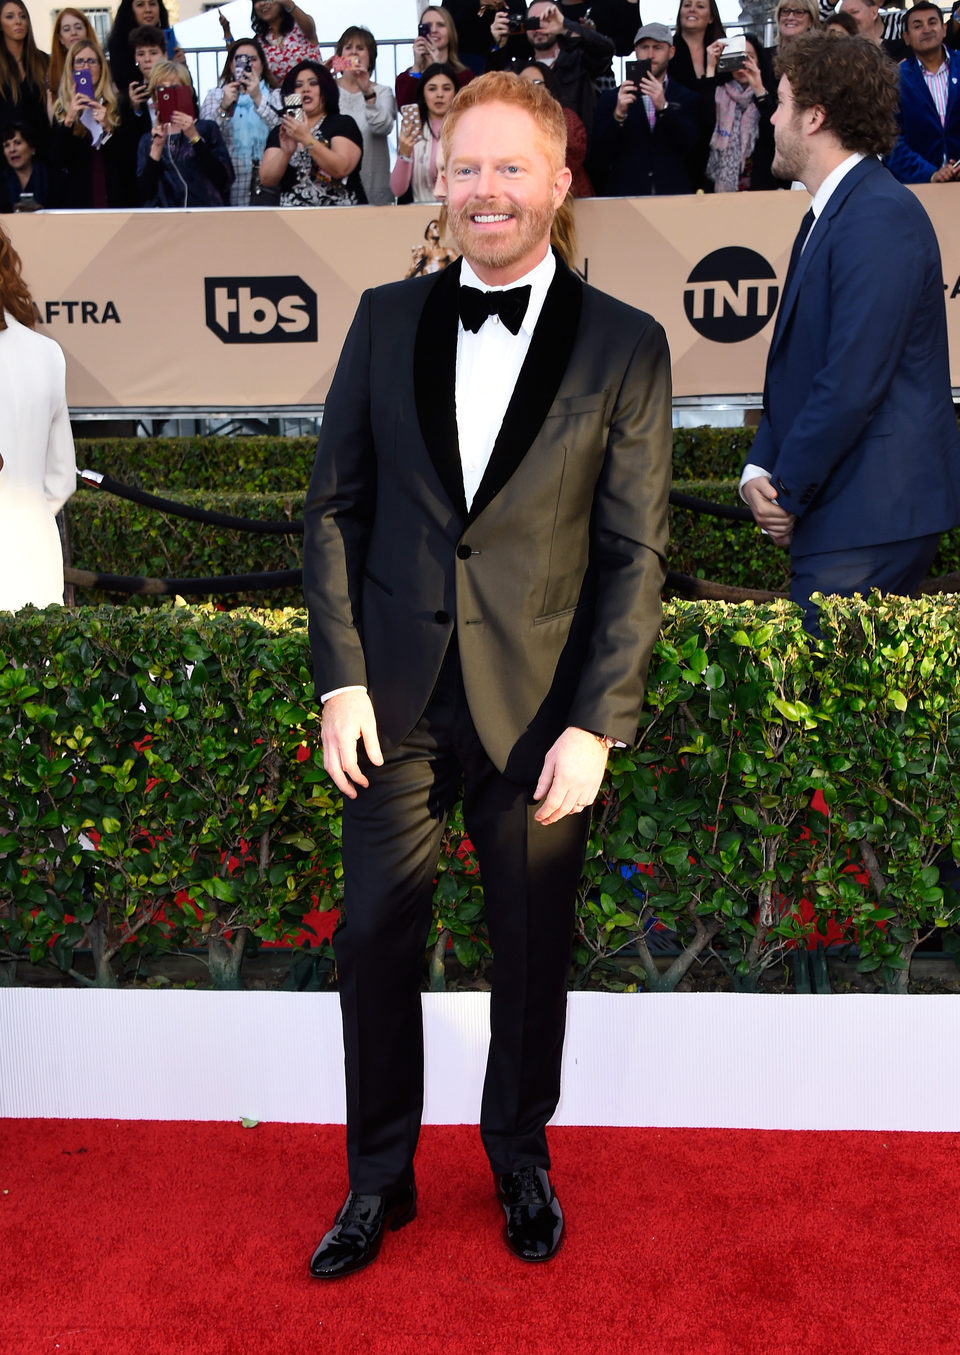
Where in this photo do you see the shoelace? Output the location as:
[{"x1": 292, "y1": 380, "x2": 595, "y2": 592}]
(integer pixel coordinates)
[{"x1": 507, "y1": 1166, "x2": 546, "y2": 1207}]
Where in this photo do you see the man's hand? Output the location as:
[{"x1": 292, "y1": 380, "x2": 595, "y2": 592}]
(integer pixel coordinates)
[
  {"x1": 639, "y1": 71, "x2": 666, "y2": 112},
  {"x1": 931, "y1": 160, "x2": 960, "y2": 183},
  {"x1": 536, "y1": 3, "x2": 565, "y2": 37},
  {"x1": 533, "y1": 727, "x2": 609, "y2": 825},
  {"x1": 490, "y1": 10, "x2": 511, "y2": 46},
  {"x1": 321, "y1": 690, "x2": 383, "y2": 798},
  {"x1": 615, "y1": 78, "x2": 638, "y2": 119},
  {"x1": 742, "y1": 475, "x2": 796, "y2": 547},
  {"x1": 128, "y1": 79, "x2": 148, "y2": 110}
]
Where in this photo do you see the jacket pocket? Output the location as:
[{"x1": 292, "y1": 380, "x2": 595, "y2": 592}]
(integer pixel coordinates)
[
  {"x1": 533, "y1": 604, "x2": 580, "y2": 626},
  {"x1": 544, "y1": 392, "x2": 606, "y2": 419}
]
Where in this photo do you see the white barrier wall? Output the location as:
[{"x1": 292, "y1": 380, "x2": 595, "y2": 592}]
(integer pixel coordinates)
[{"x1": 2, "y1": 990, "x2": 959, "y2": 1130}]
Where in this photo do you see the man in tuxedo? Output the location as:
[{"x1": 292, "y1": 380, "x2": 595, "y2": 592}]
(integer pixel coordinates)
[
  {"x1": 302, "y1": 71, "x2": 671, "y2": 1276},
  {"x1": 741, "y1": 32, "x2": 960, "y2": 633}
]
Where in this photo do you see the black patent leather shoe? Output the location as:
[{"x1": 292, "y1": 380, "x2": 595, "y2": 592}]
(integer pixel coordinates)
[
  {"x1": 308, "y1": 1185, "x2": 417, "y2": 1279},
  {"x1": 496, "y1": 1166, "x2": 564, "y2": 1262}
]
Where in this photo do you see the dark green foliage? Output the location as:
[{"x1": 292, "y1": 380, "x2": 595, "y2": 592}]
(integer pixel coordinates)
[
  {"x1": 75, "y1": 437, "x2": 318, "y2": 493},
  {"x1": 68, "y1": 489, "x2": 304, "y2": 607}
]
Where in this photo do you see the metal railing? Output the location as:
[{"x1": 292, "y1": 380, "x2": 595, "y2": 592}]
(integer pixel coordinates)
[{"x1": 178, "y1": 36, "x2": 417, "y2": 106}]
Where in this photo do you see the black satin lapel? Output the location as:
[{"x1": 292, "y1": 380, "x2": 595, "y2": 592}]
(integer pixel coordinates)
[
  {"x1": 468, "y1": 257, "x2": 583, "y2": 523},
  {"x1": 414, "y1": 257, "x2": 467, "y2": 520}
]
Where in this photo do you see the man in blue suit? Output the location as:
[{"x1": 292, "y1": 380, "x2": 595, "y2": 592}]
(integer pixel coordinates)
[
  {"x1": 741, "y1": 32, "x2": 960, "y2": 633},
  {"x1": 887, "y1": 1, "x2": 960, "y2": 185}
]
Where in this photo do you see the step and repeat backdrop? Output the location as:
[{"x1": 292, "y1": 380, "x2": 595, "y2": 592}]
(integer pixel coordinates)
[{"x1": 6, "y1": 189, "x2": 959, "y2": 410}]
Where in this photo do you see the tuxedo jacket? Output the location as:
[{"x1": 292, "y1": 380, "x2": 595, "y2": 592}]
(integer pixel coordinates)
[
  {"x1": 887, "y1": 50, "x2": 960, "y2": 185},
  {"x1": 302, "y1": 254, "x2": 672, "y2": 783},
  {"x1": 749, "y1": 156, "x2": 960, "y2": 558}
]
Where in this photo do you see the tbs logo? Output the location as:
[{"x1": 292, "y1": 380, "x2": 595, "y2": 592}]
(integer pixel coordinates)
[
  {"x1": 683, "y1": 248, "x2": 779, "y2": 344},
  {"x1": 205, "y1": 276, "x2": 317, "y2": 344}
]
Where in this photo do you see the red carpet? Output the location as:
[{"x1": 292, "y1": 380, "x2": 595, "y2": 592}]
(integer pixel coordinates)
[{"x1": 2, "y1": 1121, "x2": 959, "y2": 1354}]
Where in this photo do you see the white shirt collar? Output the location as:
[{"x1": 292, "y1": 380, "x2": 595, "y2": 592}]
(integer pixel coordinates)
[
  {"x1": 810, "y1": 152, "x2": 865, "y2": 220},
  {"x1": 459, "y1": 248, "x2": 556, "y2": 338}
]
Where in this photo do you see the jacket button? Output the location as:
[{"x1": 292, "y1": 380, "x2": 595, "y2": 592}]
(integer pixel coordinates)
[
  {"x1": 434, "y1": 609, "x2": 450, "y2": 624},
  {"x1": 456, "y1": 544, "x2": 472, "y2": 560}
]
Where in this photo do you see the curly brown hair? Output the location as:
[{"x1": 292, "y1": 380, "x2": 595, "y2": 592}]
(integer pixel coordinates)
[
  {"x1": 775, "y1": 31, "x2": 898, "y2": 157},
  {"x1": 0, "y1": 224, "x2": 36, "y2": 330}
]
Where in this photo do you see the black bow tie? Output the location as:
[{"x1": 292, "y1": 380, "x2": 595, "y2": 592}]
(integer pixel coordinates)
[{"x1": 458, "y1": 284, "x2": 532, "y2": 336}]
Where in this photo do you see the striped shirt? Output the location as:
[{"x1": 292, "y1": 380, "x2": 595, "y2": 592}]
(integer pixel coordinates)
[{"x1": 920, "y1": 57, "x2": 950, "y2": 125}]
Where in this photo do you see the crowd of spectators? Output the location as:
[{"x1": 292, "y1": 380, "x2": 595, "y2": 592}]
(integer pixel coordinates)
[{"x1": 2, "y1": 0, "x2": 959, "y2": 213}]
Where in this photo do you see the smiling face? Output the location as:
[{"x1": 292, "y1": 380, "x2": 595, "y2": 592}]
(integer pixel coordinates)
[
  {"x1": 421, "y1": 9, "x2": 449, "y2": 53},
  {"x1": 58, "y1": 10, "x2": 88, "y2": 48},
  {"x1": 294, "y1": 67, "x2": 323, "y2": 116},
  {"x1": 442, "y1": 100, "x2": 571, "y2": 285},
  {"x1": 678, "y1": 0, "x2": 711, "y2": 35},
  {"x1": 0, "y1": 2, "x2": 28, "y2": 44},
  {"x1": 777, "y1": 3, "x2": 813, "y2": 39},
  {"x1": 905, "y1": 5, "x2": 945, "y2": 58},
  {"x1": 423, "y1": 72, "x2": 456, "y2": 119}
]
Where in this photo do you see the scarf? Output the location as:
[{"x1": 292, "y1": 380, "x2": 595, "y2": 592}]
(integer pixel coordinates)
[
  {"x1": 706, "y1": 80, "x2": 760, "y2": 193},
  {"x1": 231, "y1": 83, "x2": 272, "y2": 162}
]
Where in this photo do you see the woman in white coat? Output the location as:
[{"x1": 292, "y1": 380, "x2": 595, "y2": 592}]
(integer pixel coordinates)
[{"x1": 0, "y1": 225, "x2": 76, "y2": 611}]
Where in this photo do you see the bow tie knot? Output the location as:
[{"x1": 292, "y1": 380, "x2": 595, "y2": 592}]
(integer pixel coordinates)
[{"x1": 459, "y1": 284, "x2": 532, "y2": 336}]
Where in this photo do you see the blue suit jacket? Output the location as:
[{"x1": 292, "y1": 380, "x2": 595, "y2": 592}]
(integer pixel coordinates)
[
  {"x1": 748, "y1": 156, "x2": 960, "y2": 557},
  {"x1": 887, "y1": 49, "x2": 960, "y2": 184}
]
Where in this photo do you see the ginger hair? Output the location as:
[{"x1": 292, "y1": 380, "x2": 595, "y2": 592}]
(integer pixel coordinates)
[{"x1": 0, "y1": 224, "x2": 36, "y2": 330}]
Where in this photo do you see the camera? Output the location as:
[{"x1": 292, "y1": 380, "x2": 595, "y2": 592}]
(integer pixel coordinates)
[
  {"x1": 716, "y1": 34, "x2": 748, "y2": 73},
  {"x1": 507, "y1": 15, "x2": 540, "y2": 31}
]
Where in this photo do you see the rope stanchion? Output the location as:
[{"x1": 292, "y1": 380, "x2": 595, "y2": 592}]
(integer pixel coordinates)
[
  {"x1": 668, "y1": 490, "x2": 754, "y2": 523},
  {"x1": 80, "y1": 470, "x2": 304, "y2": 536}
]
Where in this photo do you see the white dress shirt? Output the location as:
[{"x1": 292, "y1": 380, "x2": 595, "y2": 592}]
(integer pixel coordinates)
[
  {"x1": 456, "y1": 248, "x2": 555, "y2": 509},
  {"x1": 740, "y1": 152, "x2": 865, "y2": 497},
  {"x1": 321, "y1": 247, "x2": 554, "y2": 703}
]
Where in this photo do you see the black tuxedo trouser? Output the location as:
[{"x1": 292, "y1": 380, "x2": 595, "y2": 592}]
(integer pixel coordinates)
[{"x1": 336, "y1": 641, "x2": 589, "y2": 1193}]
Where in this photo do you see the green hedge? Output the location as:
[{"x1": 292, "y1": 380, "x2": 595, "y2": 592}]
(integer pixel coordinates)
[
  {"x1": 67, "y1": 481, "x2": 960, "y2": 602},
  {"x1": 68, "y1": 489, "x2": 305, "y2": 607},
  {"x1": 2, "y1": 598, "x2": 958, "y2": 993},
  {"x1": 74, "y1": 429, "x2": 756, "y2": 493},
  {"x1": 75, "y1": 437, "x2": 319, "y2": 494}
]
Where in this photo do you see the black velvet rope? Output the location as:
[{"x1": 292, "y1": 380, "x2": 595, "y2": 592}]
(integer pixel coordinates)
[
  {"x1": 83, "y1": 472, "x2": 754, "y2": 531},
  {"x1": 668, "y1": 490, "x2": 753, "y2": 523},
  {"x1": 82, "y1": 473, "x2": 304, "y2": 536}
]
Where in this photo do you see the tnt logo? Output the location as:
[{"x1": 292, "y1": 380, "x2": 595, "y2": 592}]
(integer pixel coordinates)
[
  {"x1": 683, "y1": 248, "x2": 779, "y2": 344},
  {"x1": 205, "y1": 276, "x2": 317, "y2": 343}
]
